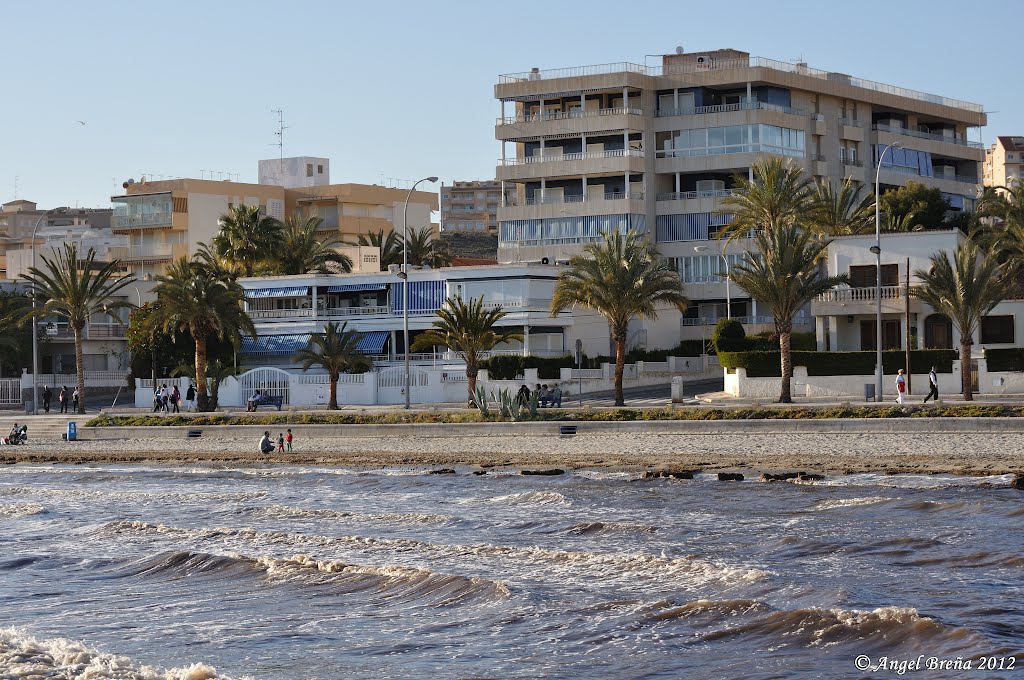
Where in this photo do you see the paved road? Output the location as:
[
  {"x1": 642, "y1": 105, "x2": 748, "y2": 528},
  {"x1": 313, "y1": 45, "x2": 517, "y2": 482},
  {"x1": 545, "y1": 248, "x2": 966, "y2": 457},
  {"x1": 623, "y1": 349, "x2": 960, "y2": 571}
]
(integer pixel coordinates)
[{"x1": 564, "y1": 378, "x2": 724, "y2": 408}]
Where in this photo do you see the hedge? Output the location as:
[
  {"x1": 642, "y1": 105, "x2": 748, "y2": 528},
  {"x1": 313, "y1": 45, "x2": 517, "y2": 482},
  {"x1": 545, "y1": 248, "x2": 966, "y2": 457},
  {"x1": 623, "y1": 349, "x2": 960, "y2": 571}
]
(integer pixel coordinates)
[
  {"x1": 718, "y1": 349, "x2": 958, "y2": 378},
  {"x1": 480, "y1": 342, "x2": 713, "y2": 380},
  {"x1": 985, "y1": 348, "x2": 1024, "y2": 372}
]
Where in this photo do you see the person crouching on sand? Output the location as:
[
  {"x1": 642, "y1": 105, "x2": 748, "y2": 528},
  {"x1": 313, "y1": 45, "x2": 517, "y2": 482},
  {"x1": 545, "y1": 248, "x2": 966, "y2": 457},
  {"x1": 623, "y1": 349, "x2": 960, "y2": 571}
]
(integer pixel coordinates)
[{"x1": 259, "y1": 431, "x2": 273, "y2": 454}]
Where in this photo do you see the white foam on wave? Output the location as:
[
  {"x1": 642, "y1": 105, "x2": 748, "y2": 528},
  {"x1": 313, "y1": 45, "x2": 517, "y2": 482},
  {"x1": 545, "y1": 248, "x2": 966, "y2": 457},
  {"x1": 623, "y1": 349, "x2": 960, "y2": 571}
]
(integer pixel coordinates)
[
  {"x1": 244, "y1": 503, "x2": 452, "y2": 525},
  {"x1": 2, "y1": 486, "x2": 265, "y2": 503},
  {"x1": 0, "y1": 502, "x2": 44, "y2": 518},
  {"x1": 0, "y1": 626, "x2": 245, "y2": 679},
  {"x1": 813, "y1": 496, "x2": 892, "y2": 511},
  {"x1": 488, "y1": 491, "x2": 569, "y2": 506},
  {"x1": 797, "y1": 473, "x2": 1014, "y2": 489}
]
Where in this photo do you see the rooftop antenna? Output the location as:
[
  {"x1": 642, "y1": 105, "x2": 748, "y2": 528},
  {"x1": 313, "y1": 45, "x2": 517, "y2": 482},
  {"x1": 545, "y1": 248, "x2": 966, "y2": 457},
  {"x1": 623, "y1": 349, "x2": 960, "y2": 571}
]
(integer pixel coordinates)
[
  {"x1": 271, "y1": 109, "x2": 288, "y2": 171},
  {"x1": 12, "y1": 175, "x2": 18, "y2": 199}
]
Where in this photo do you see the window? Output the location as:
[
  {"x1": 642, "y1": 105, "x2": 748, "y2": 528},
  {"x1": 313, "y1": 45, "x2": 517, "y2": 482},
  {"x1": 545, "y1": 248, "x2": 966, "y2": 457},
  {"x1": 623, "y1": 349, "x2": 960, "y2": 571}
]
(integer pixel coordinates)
[
  {"x1": 849, "y1": 264, "x2": 898, "y2": 288},
  {"x1": 860, "y1": 320, "x2": 901, "y2": 350},
  {"x1": 981, "y1": 315, "x2": 1015, "y2": 344},
  {"x1": 317, "y1": 164, "x2": 324, "y2": 174},
  {"x1": 306, "y1": 164, "x2": 313, "y2": 177}
]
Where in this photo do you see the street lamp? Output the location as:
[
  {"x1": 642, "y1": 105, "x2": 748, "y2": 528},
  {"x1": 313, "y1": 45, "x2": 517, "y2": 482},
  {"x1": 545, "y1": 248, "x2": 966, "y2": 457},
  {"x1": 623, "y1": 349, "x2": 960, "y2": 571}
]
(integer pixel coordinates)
[
  {"x1": 402, "y1": 176, "x2": 438, "y2": 409},
  {"x1": 30, "y1": 207, "x2": 67, "y2": 415},
  {"x1": 874, "y1": 142, "x2": 901, "y2": 403},
  {"x1": 694, "y1": 245, "x2": 731, "y2": 319}
]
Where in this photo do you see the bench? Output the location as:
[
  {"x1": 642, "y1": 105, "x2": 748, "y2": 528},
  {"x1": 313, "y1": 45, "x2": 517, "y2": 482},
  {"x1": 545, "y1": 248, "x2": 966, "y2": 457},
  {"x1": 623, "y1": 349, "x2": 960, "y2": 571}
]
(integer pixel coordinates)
[{"x1": 248, "y1": 395, "x2": 283, "y2": 411}]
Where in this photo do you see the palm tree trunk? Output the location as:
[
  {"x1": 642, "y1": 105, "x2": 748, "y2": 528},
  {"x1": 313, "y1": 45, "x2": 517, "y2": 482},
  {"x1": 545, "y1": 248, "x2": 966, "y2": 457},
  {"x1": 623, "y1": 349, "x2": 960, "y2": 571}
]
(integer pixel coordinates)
[
  {"x1": 329, "y1": 375, "x2": 338, "y2": 409},
  {"x1": 466, "y1": 361, "x2": 478, "y2": 408},
  {"x1": 961, "y1": 341, "x2": 973, "y2": 401},
  {"x1": 778, "y1": 325, "x2": 793, "y2": 404},
  {"x1": 614, "y1": 336, "x2": 626, "y2": 407},
  {"x1": 73, "y1": 323, "x2": 86, "y2": 414},
  {"x1": 195, "y1": 333, "x2": 209, "y2": 411}
]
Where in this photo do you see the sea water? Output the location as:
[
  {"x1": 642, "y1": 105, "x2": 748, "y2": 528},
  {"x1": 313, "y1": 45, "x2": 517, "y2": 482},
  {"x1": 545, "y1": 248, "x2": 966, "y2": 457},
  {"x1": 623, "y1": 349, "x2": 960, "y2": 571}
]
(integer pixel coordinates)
[{"x1": 0, "y1": 465, "x2": 1021, "y2": 679}]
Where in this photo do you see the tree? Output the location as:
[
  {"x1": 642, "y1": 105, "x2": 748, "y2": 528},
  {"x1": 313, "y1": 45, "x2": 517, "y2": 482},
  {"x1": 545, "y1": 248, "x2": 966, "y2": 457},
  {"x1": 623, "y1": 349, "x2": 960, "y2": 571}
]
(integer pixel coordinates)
[
  {"x1": 21, "y1": 244, "x2": 134, "y2": 414},
  {"x1": 192, "y1": 242, "x2": 242, "y2": 282},
  {"x1": 808, "y1": 178, "x2": 876, "y2": 236},
  {"x1": 913, "y1": 241, "x2": 1016, "y2": 401},
  {"x1": 550, "y1": 229, "x2": 688, "y2": 406},
  {"x1": 878, "y1": 181, "x2": 949, "y2": 231},
  {"x1": 351, "y1": 230, "x2": 404, "y2": 270},
  {"x1": 294, "y1": 321, "x2": 372, "y2": 409},
  {"x1": 172, "y1": 358, "x2": 238, "y2": 411},
  {"x1": 717, "y1": 157, "x2": 814, "y2": 244},
  {"x1": 147, "y1": 256, "x2": 256, "y2": 411},
  {"x1": 0, "y1": 290, "x2": 35, "y2": 377},
  {"x1": 404, "y1": 226, "x2": 452, "y2": 268},
  {"x1": 276, "y1": 216, "x2": 352, "y2": 275},
  {"x1": 728, "y1": 224, "x2": 848, "y2": 403},
  {"x1": 977, "y1": 183, "x2": 1024, "y2": 262},
  {"x1": 211, "y1": 205, "x2": 283, "y2": 276},
  {"x1": 411, "y1": 296, "x2": 523, "y2": 407}
]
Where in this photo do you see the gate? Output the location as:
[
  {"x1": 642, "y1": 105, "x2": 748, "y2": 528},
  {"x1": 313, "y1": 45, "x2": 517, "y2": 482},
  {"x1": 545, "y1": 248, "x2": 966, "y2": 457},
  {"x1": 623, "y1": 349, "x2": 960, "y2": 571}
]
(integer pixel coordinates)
[
  {"x1": 377, "y1": 366, "x2": 429, "y2": 404},
  {"x1": 0, "y1": 379, "x2": 20, "y2": 405},
  {"x1": 238, "y1": 367, "x2": 291, "y2": 405}
]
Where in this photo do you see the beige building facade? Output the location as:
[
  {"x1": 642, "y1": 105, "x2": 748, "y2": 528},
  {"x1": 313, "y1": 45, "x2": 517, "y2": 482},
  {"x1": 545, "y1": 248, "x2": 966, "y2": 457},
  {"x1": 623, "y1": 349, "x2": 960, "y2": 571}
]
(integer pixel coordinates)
[
  {"x1": 984, "y1": 136, "x2": 1024, "y2": 189},
  {"x1": 441, "y1": 180, "x2": 500, "y2": 234}
]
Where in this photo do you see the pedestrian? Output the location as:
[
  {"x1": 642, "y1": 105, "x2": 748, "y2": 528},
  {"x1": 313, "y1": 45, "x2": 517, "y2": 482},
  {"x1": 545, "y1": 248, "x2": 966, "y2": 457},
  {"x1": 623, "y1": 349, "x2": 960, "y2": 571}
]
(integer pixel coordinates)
[
  {"x1": 171, "y1": 385, "x2": 181, "y2": 413},
  {"x1": 923, "y1": 366, "x2": 940, "y2": 403},
  {"x1": 895, "y1": 368, "x2": 906, "y2": 405},
  {"x1": 286, "y1": 428, "x2": 293, "y2": 452},
  {"x1": 539, "y1": 384, "x2": 550, "y2": 407},
  {"x1": 153, "y1": 386, "x2": 162, "y2": 412},
  {"x1": 42, "y1": 386, "x2": 51, "y2": 413},
  {"x1": 276, "y1": 432, "x2": 285, "y2": 453},
  {"x1": 160, "y1": 384, "x2": 169, "y2": 412},
  {"x1": 72, "y1": 387, "x2": 79, "y2": 413},
  {"x1": 516, "y1": 384, "x2": 530, "y2": 407},
  {"x1": 185, "y1": 383, "x2": 197, "y2": 412},
  {"x1": 59, "y1": 386, "x2": 67, "y2": 414},
  {"x1": 259, "y1": 431, "x2": 273, "y2": 454},
  {"x1": 550, "y1": 384, "x2": 562, "y2": 408}
]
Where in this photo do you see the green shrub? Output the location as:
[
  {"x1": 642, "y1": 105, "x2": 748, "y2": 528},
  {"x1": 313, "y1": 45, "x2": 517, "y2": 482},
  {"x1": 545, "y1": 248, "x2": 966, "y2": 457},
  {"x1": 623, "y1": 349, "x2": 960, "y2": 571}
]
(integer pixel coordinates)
[
  {"x1": 985, "y1": 348, "x2": 1024, "y2": 372},
  {"x1": 712, "y1": 319, "x2": 746, "y2": 353},
  {"x1": 718, "y1": 349, "x2": 958, "y2": 377}
]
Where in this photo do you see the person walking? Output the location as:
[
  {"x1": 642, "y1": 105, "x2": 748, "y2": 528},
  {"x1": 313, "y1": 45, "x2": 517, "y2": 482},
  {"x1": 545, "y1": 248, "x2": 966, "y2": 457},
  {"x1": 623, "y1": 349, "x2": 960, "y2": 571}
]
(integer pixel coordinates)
[
  {"x1": 185, "y1": 383, "x2": 196, "y2": 412},
  {"x1": 160, "y1": 384, "x2": 169, "y2": 412},
  {"x1": 286, "y1": 428, "x2": 293, "y2": 452},
  {"x1": 72, "y1": 387, "x2": 79, "y2": 413},
  {"x1": 895, "y1": 369, "x2": 907, "y2": 405},
  {"x1": 170, "y1": 385, "x2": 181, "y2": 413},
  {"x1": 42, "y1": 386, "x2": 51, "y2": 413},
  {"x1": 923, "y1": 366, "x2": 940, "y2": 403},
  {"x1": 59, "y1": 386, "x2": 67, "y2": 414}
]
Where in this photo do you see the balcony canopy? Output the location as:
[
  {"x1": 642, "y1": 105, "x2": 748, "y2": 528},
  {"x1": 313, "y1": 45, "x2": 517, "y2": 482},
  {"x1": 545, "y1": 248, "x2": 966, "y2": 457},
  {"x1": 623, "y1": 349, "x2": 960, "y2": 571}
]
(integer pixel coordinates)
[
  {"x1": 326, "y1": 283, "x2": 389, "y2": 293},
  {"x1": 355, "y1": 330, "x2": 389, "y2": 354},
  {"x1": 245, "y1": 286, "x2": 310, "y2": 299},
  {"x1": 241, "y1": 330, "x2": 389, "y2": 356}
]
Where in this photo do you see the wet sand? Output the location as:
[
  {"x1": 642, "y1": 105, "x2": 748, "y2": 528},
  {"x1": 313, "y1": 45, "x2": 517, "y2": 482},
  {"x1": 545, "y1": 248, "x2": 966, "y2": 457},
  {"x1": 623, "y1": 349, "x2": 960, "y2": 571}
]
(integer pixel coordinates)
[{"x1": 4, "y1": 431, "x2": 1024, "y2": 476}]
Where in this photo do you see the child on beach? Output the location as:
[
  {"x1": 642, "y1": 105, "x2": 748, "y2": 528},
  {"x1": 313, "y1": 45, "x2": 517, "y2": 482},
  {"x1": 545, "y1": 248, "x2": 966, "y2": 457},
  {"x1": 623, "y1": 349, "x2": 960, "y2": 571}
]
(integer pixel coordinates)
[
  {"x1": 276, "y1": 433, "x2": 285, "y2": 453},
  {"x1": 286, "y1": 429, "x2": 293, "y2": 452}
]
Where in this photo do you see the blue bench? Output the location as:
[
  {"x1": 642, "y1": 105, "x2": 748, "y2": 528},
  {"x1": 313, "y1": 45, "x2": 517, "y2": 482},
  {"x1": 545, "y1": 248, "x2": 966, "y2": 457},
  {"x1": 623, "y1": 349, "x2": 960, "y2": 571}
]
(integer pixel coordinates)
[{"x1": 249, "y1": 395, "x2": 283, "y2": 411}]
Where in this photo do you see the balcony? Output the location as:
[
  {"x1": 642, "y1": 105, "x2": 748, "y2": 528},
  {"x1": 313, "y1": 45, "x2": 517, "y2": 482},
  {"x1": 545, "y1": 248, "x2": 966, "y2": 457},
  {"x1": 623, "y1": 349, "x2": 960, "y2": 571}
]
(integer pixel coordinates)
[
  {"x1": 323, "y1": 305, "x2": 390, "y2": 318},
  {"x1": 656, "y1": 189, "x2": 736, "y2": 201},
  {"x1": 497, "y1": 149, "x2": 645, "y2": 182},
  {"x1": 874, "y1": 164, "x2": 980, "y2": 189},
  {"x1": 111, "y1": 212, "x2": 172, "y2": 229},
  {"x1": 872, "y1": 124, "x2": 984, "y2": 149},
  {"x1": 817, "y1": 286, "x2": 905, "y2": 303},
  {"x1": 680, "y1": 314, "x2": 811, "y2": 327},
  {"x1": 656, "y1": 101, "x2": 806, "y2": 118},
  {"x1": 43, "y1": 321, "x2": 128, "y2": 340},
  {"x1": 505, "y1": 191, "x2": 644, "y2": 207},
  {"x1": 496, "y1": 107, "x2": 644, "y2": 141},
  {"x1": 109, "y1": 244, "x2": 174, "y2": 261},
  {"x1": 498, "y1": 106, "x2": 642, "y2": 125},
  {"x1": 499, "y1": 149, "x2": 644, "y2": 167}
]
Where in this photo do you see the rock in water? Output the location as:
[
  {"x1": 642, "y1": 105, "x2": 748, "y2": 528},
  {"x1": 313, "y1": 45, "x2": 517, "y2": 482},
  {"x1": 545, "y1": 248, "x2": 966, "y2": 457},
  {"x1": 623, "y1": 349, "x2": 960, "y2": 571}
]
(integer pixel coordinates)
[
  {"x1": 1011, "y1": 474, "x2": 1024, "y2": 490},
  {"x1": 429, "y1": 468, "x2": 456, "y2": 475},
  {"x1": 521, "y1": 469, "x2": 565, "y2": 476},
  {"x1": 760, "y1": 472, "x2": 802, "y2": 482},
  {"x1": 643, "y1": 470, "x2": 694, "y2": 480},
  {"x1": 717, "y1": 473, "x2": 744, "y2": 482}
]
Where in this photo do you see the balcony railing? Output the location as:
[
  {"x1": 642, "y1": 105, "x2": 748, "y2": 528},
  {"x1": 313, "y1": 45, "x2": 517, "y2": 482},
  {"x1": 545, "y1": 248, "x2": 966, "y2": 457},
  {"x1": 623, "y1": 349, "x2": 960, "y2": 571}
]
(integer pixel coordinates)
[
  {"x1": 841, "y1": 158, "x2": 865, "y2": 167},
  {"x1": 871, "y1": 124, "x2": 984, "y2": 149},
  {"x1": 109, "y1": 245, "x2": 173, "y2": 261},
  {"x1": 839, "y1": 117, "x2": 864, "y2": 128},
  {"x1": 324, "y1": 305, "x2": 390, "y2": 317},
  {"x1": 111, "y1": 212, "x2": 172, "y2": 229},
  {"x1": 680, "y1": 314, "x2": 811, "y2": 327},
  {"x1": 248, "y1": 308, "x2": 314, "y2": 320},
  {"x1": 43, "y1": 321, "x2": 128, "y2": 340},
  {"x1": 656, "y1": 189, "x2": 736, "y2": 201},
  {"x1": 507, "y1": 191, "x2": 645, "y2": 207},
  {"x1": 874, "y1": 164, "x2": 979, "y2": 185},
  {"x1": 810, "y1": 153, "x2": 827, "y2": 162},
  {"x1": 497, "y1": 106, "x2": 642, "y2": 125},
  {"x1": 500, "y1": 149, "x2": 644, "y2": 166},
  {"x1": 816, "y1": 285, "x2": 906, "y2": 303},
  {"x1": 656, "y1": 101, "x2": 805, "y2": 118}
]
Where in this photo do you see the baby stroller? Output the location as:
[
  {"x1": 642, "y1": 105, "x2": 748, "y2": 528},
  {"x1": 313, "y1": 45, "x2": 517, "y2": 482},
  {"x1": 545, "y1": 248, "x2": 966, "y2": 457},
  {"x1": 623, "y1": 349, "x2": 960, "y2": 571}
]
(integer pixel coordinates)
[{"x1": 5, "y1": 424, "x2": 27, "y2": 445}]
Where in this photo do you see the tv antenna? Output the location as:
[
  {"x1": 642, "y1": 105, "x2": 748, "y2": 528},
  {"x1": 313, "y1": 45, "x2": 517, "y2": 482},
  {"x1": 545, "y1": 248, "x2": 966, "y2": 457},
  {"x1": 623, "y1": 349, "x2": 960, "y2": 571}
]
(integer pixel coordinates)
[{"x1": 271, "y1": 109, "x2": 288, "y2": 168}]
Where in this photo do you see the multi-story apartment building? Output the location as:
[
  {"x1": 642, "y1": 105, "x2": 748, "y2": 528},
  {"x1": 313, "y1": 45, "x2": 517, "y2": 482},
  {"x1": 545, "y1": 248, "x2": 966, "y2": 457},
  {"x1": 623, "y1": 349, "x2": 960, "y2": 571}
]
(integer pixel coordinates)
[
  {"x1": 440, "y1": 180, "x2": 501, "y2": 233},
  {"x1": 110, "y1": 160, "x2": 437, "y2": 278},
  {"x1": 984, "y1": 136, "x2": 1024, "y2": 189},
  {"x1": 0, "y1": 201, "x2": 112, "y2": 278},
  {"x1": 494, "y1": 48, "x2": 986, "y2": 343}
]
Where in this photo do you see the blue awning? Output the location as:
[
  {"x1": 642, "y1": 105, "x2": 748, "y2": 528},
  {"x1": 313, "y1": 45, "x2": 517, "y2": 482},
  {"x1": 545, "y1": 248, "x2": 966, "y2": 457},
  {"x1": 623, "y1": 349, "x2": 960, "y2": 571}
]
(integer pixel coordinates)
[
  {"x1": 356, "y1": 330, "x2": 389, "y2": 354},
  {"x1": 240, "y1": 334, "x2": 311, "y2": 355},
  {"x1": 326, "y1": 283, "x2": 389, "y2": 293},
  {"x1": 246, "y1": 286, "x2": 309, "y2": 299}
]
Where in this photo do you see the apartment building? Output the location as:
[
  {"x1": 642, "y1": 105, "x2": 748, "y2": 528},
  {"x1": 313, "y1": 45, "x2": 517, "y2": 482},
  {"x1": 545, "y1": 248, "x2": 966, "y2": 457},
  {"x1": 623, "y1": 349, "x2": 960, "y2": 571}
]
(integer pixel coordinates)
[
  {"x1": 440, "y1": 180, "x2": 501, "y2": 233},
  {"x1": 494, "y1": 48, "x2": 986, "y2": 344},
  {"x1": 0, "y1": 201, "x2": 112, "y2": 278},
  {"x1": 109, "y1": 159, "x2": 437, "y2": 278},
  {"x1": 984, "y1": 136, "x2": 1024, "y2": 189}
]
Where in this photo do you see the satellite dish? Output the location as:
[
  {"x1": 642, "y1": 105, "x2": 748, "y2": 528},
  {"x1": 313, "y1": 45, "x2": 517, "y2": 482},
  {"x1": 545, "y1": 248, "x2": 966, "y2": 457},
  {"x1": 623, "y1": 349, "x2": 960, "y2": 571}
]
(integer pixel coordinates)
[
  {"x1": 122, "y1": 179, "x2": 136, "y2": 189},
  {"x1": 675, "y1": 45, "x2": 685, "y2": 55}
]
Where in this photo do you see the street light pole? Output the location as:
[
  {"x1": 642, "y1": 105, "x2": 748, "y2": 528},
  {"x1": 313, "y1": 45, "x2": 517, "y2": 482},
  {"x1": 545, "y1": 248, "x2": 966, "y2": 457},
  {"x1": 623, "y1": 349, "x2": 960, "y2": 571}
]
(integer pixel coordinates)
[
  {"x1": 874, "y1": 142, "x2": 901, "y2": 403},
  {"x1": 29, "y1": 207, "x2": 65, "y2": 415},
  {"x1": 402, "y1": 176, "x2": 438, "y2": 410}
]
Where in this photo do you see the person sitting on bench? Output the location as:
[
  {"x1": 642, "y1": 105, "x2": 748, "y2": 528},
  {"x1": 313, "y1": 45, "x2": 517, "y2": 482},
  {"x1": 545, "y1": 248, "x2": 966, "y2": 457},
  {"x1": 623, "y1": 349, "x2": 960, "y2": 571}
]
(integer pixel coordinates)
[{"x1": 247, "y1": 390, "x2": 262, "y2": 413}]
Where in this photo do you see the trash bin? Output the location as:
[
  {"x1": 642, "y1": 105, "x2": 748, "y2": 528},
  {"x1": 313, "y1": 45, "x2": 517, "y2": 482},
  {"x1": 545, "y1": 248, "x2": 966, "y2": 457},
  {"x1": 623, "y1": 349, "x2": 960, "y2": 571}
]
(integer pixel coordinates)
[
  {"x1": 864, "y1": 384, "x2": 875, "y2": 401},
  {"x1": 66, "y1": 422, "x2": 76, "y2": 442}
]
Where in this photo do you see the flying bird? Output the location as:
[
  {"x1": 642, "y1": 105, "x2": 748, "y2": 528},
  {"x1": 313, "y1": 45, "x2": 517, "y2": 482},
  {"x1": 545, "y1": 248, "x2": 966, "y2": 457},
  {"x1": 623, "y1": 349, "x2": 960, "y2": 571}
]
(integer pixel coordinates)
[{"x1": 77, "y1": 120, "x2": 86, "y2": 125}]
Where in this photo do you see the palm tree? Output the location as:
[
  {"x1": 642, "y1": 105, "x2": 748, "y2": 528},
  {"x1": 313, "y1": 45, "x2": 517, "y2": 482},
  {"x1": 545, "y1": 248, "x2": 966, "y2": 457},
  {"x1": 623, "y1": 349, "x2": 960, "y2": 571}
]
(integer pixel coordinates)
[
  {"x1": 977, "y1": 183, "x2": 1024, "y2": 261},
  {"x1": 550, "y1": 229, "x2": 688, "y2": 406},
  {"x1": 192, "y1": 242, "x2": 242, "y2": 281},
  {"x1": 913, "y1": 241, "x2": 1016, "y2": 401},
  {"x1": 410, "y1": 296, "x2": 523, "y2": 407},
  {"x1": 211, "y1": 205, "x2": 283, "y2": 276},
  {"x1": 21, "y1": 244, "x2": 134, "y2": 414},
  {"x1": 172, "y1": 358, "x2": 237, "y2": 411},
  {"x1": 404, "y1": 226, "x2": 453, "y2": 268},
  {"x1": 351, "y1": 230, "x2": 404, "y2": 270},
  {"x1": 728, "y1": 224, "x2": 849, "y2": 403},
  {"x1": 294, "y1": 321, "x2": 371, "y2": 409},
  {"x1": 808, "y1": 178, "x2": 876, "y2": 236},
  {"x1": 276, "y1": 216, "x2": 353, "y2": 275},
  {"x1": 147, "y1": 257, "x2": 256, "y2": 411},
  {"x1": 717, "y1": 157, "x2": 814, "y2": 244}
]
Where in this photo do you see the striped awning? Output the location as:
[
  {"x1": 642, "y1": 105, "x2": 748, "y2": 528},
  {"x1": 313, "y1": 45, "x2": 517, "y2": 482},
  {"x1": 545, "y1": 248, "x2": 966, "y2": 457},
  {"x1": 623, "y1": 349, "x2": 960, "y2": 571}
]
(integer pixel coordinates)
[
  {"x1": 326, "y1": 283, "x2": 389, "y2": 293},
  {"x1": 355, "y1": 330, "x2": 389, "y2": 354},
  {"x1": 245, "y1": 286, "x2": 309, "y2": 299},
  {"x1": 240, "y1": 334, "x2": 311, "y2": 355}
]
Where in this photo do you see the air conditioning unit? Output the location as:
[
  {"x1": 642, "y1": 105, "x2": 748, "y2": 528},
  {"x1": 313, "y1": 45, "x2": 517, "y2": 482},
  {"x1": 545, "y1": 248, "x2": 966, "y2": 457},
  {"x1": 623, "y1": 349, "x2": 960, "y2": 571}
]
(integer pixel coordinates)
[{"x1": 696, "y1": 180, "x2": 725, "y2": 193}]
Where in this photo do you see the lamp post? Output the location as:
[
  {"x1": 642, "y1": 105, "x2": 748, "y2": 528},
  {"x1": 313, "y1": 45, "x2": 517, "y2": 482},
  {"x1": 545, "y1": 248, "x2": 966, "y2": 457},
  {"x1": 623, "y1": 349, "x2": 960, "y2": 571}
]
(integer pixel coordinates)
[
  {"x1": 873, "y1": 142, "x2": 901, "y2": 402},
  {"x1": 694, "y1": 245, "x2": 731, "y2": 319},
  {"x1": 29, "y1": 207, "x2": 67, "y2": 415},
  {"x1": 402, "y1": 176, "x2": 438, "y2": 409}
]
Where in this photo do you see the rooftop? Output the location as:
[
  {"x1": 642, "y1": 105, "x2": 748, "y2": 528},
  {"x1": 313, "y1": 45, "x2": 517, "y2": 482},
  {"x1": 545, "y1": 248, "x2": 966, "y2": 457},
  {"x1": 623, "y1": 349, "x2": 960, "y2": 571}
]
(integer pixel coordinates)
[{"x1": 997, "y1": 136, "x2": 1024, "y2": 152}]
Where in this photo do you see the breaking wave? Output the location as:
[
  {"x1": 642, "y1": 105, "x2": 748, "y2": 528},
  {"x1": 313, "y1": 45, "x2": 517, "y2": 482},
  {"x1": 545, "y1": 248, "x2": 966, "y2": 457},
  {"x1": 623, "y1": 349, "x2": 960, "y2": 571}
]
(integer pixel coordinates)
[
  {"x1": 488, "y1": 491, "x2": 569, "y2": 506},
  {"x1": 0, "y1": 502, "x2": 44, "y2": 518},
  {"x1": 813, "y1": 496, "x2": 891, "y2": 511},
  {"x1": 238, "y1": 503, "x2": 452, "y2": 525},
  {"x1": 568, "y1": 521, "x2": 658, "y2": 535},
  {"x1": 0, "y1": 626, "x2": 239, "y2": 679}
]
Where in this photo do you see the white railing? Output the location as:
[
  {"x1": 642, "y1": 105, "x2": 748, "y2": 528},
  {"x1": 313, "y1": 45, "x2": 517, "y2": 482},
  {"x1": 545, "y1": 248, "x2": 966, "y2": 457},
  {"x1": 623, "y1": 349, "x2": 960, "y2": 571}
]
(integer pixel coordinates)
[
  {"x1": 296, "y1": 373, "x2": 365, "y2": 384},
  {"x1": 497, "y1": 107, "x2": 643, "y2": 125},
  {"x1": 517, "y1": 191, "x2": 645, "y2": 206},
  {"x1": 324, "y1": 305, "x2": 391, "y2": 317},
  {"x1": 656, "y1": 189, "x2": 736, "y2": 201},
  {"x1": 248, "y1": 308, "x2": 314, "y2": 319},
  {"x1": 33, "y1": 371, "x2": 130, "y2": 387},
  {"x1": 111, "y1": 212, "x2": 172, "y2": 229},
  {"x1": 817, "y1": 286, "x2": 906, "y2": 303},
  {"x1": 872, "y1": 124, "x2": 984, "y2": 149},
  {"x1": 109, "y1": 244, "x2": 173, "y2": 260},
  {"x1": 499, "y1": 62, "x2": 649, "y2": 83},
  {"x1": 680, "y1": 315, "x2": 811, "y2": 327},
  {"x1": 500, "y1": 149, "x2": 644, "y2": 166},
  {"x1": 441, "y1": 372, "x2": 468, "y2": 382},
  {"x1": 0, "y1": 378, "x2": 20, "y2": 405},
  {"x1": 656, "y1": 101, "x2": 805, "y2": 118},
  {"x1": 43, "y1": 322, "x2": 127, "y2": 340}
]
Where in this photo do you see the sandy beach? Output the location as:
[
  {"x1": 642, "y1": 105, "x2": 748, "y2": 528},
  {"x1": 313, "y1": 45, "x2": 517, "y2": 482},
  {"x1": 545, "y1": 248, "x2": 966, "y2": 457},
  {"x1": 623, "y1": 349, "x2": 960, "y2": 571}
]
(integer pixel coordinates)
[{"x1": 4, "y1": 430, "x2": 1024, "y2": 476}]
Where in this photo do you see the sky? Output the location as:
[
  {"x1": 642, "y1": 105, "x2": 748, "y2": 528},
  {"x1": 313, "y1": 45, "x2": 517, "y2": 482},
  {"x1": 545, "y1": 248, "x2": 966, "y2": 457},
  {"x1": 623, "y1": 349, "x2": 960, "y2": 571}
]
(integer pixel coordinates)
[{"x1": 3, "y1": 0, "x2": 1022, "y2": 209}]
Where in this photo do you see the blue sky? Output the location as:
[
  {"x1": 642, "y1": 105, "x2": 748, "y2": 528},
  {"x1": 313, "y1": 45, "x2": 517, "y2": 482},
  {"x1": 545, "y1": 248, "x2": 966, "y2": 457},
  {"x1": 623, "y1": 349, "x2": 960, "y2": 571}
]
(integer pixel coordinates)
[{"x1": 3, "y1": 0, "x2": 1021, "y2": 209}]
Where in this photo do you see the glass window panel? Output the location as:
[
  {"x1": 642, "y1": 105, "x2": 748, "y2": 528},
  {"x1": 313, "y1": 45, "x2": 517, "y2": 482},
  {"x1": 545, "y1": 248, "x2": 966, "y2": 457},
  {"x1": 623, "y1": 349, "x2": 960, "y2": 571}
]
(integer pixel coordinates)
[
  {"x1": 725, "y1": 126, "x2": 742, "y2": 146},
  {"x1": 708, "y1": 127, "x2": 725, "y2": 148}
]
